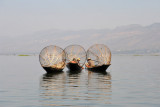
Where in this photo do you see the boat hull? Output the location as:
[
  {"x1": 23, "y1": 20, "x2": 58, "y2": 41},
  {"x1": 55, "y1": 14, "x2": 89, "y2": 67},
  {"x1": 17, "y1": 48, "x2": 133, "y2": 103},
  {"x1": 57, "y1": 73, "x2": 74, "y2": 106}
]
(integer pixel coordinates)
[
  {"x1": 43, "y1": 67, "x2": 63, "y2": 73},
  {"x1": 87, "y1": 64, "x2": 110, "y2": 72},
  {"x1": 66, "y1": 63, "x2": 82, "y2": 71}
]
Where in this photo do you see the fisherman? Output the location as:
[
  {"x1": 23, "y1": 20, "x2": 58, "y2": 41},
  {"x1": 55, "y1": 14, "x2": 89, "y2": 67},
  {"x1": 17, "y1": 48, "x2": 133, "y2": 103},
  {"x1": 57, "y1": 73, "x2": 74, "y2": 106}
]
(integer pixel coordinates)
[
  {"x1": 70, "y1": 58, "x2": 77, "y2": 63},
  {"x1": 85, "y1": 58, "x2": 95, "y2": 67},
  {"x1": 77, "y1": 58, "x2": 84, "y2": 69},
  {"x1": 77, "y1": 58, "x2": 80, "y2": 64}
]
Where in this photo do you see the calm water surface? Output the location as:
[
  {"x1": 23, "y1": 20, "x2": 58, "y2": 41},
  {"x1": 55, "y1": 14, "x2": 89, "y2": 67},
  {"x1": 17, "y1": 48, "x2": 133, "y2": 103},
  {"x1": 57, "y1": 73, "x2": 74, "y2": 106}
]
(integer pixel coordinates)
[{"x1": 0, "y1": 55, "x2": 160, "y2": 107}]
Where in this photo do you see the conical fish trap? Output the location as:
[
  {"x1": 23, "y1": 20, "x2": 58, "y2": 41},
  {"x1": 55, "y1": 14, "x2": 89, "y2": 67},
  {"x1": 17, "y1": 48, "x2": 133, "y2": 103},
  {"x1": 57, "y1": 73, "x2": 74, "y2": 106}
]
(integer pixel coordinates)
[
  {"x1": 64, "y1": 45, "x2": 87, "y2": 66},
  {"x1": 87, "y1": 44, "x2": 111, "y2": 66},
  {"x1": 39, "y1": 45, "x2": 65, "y2": 70}
]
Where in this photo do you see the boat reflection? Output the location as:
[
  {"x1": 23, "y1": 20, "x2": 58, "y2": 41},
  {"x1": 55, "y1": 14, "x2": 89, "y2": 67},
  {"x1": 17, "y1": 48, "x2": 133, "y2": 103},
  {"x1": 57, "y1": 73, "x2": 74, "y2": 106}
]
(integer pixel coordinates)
[
  {"x1": 66, "y1": 70, "x2": 82, "y2": 87},
  {"x1": 87, "y1": 70, "x2": 112, "y2": 104},
  {"x1": 39, "y1": 69, "x2": 112, "y2": 106},
  {"x1": 39, "y1": 70, "x2": 83, "y2": 106},
  {"x1": 39, "y1": 71, "x2": 67, "y2": 106},
  {"x1": 66, "y1": 69, "x2": 81, "y2": 75}
]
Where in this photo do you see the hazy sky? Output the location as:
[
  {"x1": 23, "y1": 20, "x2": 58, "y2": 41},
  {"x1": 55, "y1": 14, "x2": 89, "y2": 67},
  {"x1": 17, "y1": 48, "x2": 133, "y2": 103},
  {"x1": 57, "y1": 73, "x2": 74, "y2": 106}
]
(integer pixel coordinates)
[{"x1": 0, "y1": 0, "x2": 160, "y2": 36}]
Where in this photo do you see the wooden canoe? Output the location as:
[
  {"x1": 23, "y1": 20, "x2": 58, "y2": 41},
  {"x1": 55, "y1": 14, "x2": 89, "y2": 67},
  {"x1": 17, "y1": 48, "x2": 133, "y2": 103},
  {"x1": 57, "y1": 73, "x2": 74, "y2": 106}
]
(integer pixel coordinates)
[
  {"x1": 43, "y1": 67, "x2": 63, "y2": 73},
  {"x1": 86, "y1": 64, "x2": 110, "y2": 72},
  {"x1": 66, "y1": 62, "x2": 82, "y2": 71}
]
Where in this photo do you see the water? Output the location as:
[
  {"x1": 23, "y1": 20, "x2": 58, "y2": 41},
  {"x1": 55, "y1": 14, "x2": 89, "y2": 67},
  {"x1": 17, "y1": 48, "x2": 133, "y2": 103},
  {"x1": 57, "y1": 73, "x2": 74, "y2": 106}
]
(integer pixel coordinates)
[{"x1": 0, "y1": 55, "x2": 160, "y2": 107}]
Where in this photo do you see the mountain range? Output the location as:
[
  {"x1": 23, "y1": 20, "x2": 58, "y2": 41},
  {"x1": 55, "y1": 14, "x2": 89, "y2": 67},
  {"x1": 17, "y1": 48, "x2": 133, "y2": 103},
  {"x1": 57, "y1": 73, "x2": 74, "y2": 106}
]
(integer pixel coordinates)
[{"x1": 0, "y1": 23, "x2": 160, "y2": 54}]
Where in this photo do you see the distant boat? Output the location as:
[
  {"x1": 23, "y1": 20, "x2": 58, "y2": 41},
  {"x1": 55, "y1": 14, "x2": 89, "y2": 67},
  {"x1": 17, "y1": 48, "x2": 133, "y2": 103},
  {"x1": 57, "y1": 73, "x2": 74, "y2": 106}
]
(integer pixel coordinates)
[
  {"x1": 39, "y1": 45, "x2": 66, "y2": 73},
  {"x1": 64, "y1": 45, "x2": 86, "y2": 72},
  {"x1": 86, "y1": 44, "x2": 111, "y2": 72}
]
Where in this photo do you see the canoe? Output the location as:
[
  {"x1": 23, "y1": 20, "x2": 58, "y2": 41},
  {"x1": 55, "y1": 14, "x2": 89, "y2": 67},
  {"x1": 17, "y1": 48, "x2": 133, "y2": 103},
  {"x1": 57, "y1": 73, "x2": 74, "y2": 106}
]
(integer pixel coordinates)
[
  {"x1": 39, "y1": 45, "x2": 66, "y2": 73},
  {"x1": 43, "y1": 67, "x2": 63, "y2": 73},
  {"x1": 86, "y1": 64, "x2": 110, "y2": 72},
  {"x1": 86, "y1": 44, "x2": 111, "y2": 72},
  {"x1": 66, "y1": 62, "x2": 82, "y2": 71}
]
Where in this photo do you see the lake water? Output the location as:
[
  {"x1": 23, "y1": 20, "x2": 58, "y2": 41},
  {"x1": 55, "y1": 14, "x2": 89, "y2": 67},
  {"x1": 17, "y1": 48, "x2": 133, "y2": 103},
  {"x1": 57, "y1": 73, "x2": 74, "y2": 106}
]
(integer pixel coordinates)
[{"x1": 0, "y1": 55, "x2": 160, "y2": 107}]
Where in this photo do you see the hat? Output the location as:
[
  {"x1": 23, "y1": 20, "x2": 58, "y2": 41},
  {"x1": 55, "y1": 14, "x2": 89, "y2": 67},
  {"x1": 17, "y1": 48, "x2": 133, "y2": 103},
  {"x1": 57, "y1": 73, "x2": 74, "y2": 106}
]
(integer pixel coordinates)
[
  {"x1": 72, "y1": 58, "x2": 76, "y2": 61},
  {"x1": 87, "y1": 58, "x2": 91, "y2": 60},
  {"x1": 77, "y1": 58, "x2": 80, "y2": 61}
]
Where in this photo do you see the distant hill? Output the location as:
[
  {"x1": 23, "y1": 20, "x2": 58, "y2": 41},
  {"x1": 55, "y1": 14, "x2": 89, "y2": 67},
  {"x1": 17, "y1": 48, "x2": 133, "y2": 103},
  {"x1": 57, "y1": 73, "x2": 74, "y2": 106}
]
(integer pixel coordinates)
[{"x1": 0, "y1": 23, "x2": 160, "y2": 54}]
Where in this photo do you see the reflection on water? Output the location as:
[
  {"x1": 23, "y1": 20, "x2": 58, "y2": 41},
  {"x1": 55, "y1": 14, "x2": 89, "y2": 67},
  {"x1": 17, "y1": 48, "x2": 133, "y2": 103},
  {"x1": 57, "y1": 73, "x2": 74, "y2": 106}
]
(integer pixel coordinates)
[
  {"x1": 39, "y1": 71, "x2": 66, "y2": 106},
  {"x1": 39, "y1": 70, "x2": 112, "y2": 106},
  {"x1": 87, "y1": 70, "x2": 112, "y2": 104},
  {"x1": 1, "y1": 56, "x2": 160, "y2": 107},
  {"x1": 66, "y1": 70, "x2": 82, "y2": 87}
]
